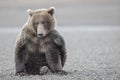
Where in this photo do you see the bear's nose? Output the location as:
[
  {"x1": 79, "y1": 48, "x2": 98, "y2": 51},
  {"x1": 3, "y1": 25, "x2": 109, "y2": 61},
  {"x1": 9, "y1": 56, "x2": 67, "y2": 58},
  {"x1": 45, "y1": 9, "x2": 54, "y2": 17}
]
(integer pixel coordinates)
[{"x1": 38, "y1": 33, "x2": 43, "y2": 37}]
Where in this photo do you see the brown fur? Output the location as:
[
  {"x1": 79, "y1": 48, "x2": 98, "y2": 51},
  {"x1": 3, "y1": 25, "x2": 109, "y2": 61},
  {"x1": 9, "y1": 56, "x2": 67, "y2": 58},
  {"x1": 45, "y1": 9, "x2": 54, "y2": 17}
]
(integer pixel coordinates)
[{"x1": 14, "y1": 7, "x2": 67, "y2": 75}]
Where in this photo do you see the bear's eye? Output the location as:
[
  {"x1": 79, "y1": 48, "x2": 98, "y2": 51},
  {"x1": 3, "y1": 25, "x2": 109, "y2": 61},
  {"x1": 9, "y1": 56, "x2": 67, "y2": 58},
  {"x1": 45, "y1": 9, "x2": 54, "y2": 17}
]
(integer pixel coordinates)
[
  {"x1": 41, "y1": 21, "x2": 49, "y2": 25},
  {"x1": 33, "y1": 22, "x2": 39, "y2": 26}
]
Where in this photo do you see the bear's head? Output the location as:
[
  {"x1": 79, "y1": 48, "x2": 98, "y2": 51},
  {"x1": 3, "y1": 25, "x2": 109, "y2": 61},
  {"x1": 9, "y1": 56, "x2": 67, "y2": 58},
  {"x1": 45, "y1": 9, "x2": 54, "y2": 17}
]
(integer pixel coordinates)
[{"x1": 27, "y1": 7, "x2": 56, "y2": 38}]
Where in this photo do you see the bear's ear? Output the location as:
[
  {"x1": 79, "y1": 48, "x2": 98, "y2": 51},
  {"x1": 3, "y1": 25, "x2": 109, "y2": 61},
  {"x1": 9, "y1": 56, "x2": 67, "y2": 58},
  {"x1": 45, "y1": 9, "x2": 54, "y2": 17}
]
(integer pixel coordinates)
[
  {"x1": 48, "y1": 7, "x2": 55, "y2": 16},
  {"x1": 27, "y1": 9, "x2": 34, "y2": 16}
]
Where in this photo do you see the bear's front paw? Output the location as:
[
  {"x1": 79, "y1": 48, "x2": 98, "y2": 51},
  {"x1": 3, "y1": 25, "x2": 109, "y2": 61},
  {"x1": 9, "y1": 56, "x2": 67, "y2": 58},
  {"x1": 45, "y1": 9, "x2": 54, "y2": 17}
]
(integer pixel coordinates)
[
  {"x1": 15, "y1": 72, "x2": 26, "y2": 76},
  {"x1": 56, "y1": 70, "x2": 68, "y2": 75}
]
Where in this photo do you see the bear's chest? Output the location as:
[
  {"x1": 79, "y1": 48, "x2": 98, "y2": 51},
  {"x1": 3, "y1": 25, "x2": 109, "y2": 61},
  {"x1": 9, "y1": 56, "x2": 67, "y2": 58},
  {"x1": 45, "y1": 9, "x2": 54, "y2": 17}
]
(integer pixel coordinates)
[{"x1": 26, "y1": 36, "x2": 53, "y2": 54}]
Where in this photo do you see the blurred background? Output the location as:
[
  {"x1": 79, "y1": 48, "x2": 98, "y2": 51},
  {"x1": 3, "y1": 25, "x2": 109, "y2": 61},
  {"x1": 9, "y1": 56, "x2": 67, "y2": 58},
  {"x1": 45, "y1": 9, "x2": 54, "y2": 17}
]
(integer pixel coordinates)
[{"x1": 0, "y1": 0, "x2": 120, "y2": 27}]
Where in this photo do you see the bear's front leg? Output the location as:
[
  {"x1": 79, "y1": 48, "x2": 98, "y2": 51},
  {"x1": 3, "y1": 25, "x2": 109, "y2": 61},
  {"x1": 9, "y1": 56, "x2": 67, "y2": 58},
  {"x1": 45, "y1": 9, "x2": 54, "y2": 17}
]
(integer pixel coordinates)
[
  {"x1": 15, "y1": 61, "x2": 26, "y2": 76},
  {"x1": 14, "y1": 41, "x2": 26, "y2": 76},
  {"x1": 45, "y1": 50, "x2": 62, "y2": 72}
]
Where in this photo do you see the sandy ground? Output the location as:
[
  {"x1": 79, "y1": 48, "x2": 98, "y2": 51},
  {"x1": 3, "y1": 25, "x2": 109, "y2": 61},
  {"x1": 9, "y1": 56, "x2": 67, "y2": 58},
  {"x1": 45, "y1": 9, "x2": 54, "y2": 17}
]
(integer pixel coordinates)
[{"x1": 0, "y1": 27, "x2": 120, "y2": 80}]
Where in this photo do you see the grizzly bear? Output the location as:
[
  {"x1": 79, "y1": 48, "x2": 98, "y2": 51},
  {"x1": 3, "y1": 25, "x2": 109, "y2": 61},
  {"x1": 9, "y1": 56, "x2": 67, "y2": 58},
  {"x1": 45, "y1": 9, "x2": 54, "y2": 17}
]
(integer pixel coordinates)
[{"x1": 14, "y1": 7, "x2": 67, "y2": 75}]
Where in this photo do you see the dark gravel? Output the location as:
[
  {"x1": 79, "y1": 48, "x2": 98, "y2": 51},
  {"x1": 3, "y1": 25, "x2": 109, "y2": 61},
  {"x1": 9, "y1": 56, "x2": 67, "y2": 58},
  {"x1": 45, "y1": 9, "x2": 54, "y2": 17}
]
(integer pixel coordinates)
[{"x1": 0, "y1": 27, "x2": 120, "y2": 80}]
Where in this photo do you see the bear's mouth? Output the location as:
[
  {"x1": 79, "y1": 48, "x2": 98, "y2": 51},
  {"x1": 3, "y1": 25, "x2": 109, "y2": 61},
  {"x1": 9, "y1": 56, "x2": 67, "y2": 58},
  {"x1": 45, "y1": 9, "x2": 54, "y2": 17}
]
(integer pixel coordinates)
[
  {"x1": 37, "y1": 33, "x2": 46, "y2": 38},
  {"x1": 38, "y1": 33, "x2": 43, "y2": 37}
]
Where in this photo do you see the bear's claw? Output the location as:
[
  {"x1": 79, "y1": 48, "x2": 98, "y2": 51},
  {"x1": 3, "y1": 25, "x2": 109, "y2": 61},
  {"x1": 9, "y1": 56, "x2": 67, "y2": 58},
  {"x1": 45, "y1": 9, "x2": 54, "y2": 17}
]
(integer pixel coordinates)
[{"x1": 15, "y1": 72, "x2": 26, "y2": 76}]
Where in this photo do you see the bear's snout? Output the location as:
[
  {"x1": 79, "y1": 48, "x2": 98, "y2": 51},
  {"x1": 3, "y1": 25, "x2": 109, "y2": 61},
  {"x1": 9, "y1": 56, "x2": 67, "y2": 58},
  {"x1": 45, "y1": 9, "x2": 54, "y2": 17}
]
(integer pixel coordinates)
[
  {"x1": 37, "y1": 24, "x2": 47, "y2": 37},
  {"x1": 38, "y1": 33, "x2": 44, "y2": 37}
]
